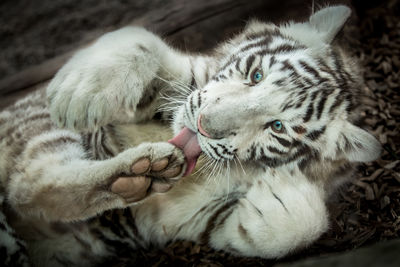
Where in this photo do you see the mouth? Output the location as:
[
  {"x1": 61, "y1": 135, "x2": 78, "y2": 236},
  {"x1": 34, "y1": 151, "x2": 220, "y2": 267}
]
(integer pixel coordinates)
[{"x1": 168, "y1": 127, "x2": 202, "y2": 176}]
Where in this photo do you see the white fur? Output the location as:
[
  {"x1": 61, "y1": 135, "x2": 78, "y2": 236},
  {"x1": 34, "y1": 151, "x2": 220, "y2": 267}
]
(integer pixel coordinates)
[
  {"x1": 47, "y1": 27, "x2": 193, "y2": 131},
  {"x1": 1, "y1": 5, "x2": 381, "y2": 266},
  {"x1": 8, "y1": 139, "x2": 184, "y2": 222}
]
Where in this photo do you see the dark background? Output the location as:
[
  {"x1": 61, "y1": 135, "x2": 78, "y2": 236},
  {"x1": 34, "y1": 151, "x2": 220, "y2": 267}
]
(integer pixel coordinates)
[{"x1": 0, "y1": 0, "x2": 351, "y2": 80}]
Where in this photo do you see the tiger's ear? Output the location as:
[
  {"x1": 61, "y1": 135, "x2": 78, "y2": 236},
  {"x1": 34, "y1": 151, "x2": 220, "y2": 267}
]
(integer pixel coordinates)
[
  {"x1": 338, "y1": 122, "x2": 381, "y2": 162},
  {"x1": 309, "y1": 5, "x2": 351, "y2": 43}
]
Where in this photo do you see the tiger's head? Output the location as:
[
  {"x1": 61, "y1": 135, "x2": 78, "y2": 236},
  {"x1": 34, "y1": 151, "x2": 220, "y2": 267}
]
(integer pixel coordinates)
[{"x1": 171, "y1": 6, "x2": 381, "y2": 187}]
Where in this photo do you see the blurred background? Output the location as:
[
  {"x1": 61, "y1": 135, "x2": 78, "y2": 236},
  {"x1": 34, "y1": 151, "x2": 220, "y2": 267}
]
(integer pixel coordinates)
[{"x1": 0, "y1": 0, "x2": 354, "y2": 80}]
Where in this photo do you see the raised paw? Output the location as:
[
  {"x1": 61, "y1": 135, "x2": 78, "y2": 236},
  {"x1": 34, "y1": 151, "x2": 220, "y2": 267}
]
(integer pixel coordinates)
[
  {"x1": 111, "y1": 148, "x2": 185, "y2": 204},
  {"x1": 46, "y1": 27, "x2": 161, "y2": 131}
]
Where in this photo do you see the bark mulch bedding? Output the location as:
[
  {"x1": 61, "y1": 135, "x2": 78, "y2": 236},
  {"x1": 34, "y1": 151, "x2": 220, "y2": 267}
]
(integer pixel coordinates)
[{"x1": 112, "y1": 1, "x2": 400, "y2": 266}]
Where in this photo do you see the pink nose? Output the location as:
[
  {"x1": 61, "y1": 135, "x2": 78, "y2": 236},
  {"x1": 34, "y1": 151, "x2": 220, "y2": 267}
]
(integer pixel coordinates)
[{"x1": 197, "y1": 114, "x2": 211, "y2": 138}]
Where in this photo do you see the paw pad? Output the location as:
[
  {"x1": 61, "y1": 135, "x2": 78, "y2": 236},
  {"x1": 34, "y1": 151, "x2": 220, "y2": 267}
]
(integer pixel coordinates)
[{"x1": 111, "y1": 155, "x2": 184, "y2": 203}]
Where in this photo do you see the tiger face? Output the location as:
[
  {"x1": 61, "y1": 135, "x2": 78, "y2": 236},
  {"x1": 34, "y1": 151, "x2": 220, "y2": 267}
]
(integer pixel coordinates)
[{"x1": 173, "y1": 6, "x2": 381, "y2": 180}]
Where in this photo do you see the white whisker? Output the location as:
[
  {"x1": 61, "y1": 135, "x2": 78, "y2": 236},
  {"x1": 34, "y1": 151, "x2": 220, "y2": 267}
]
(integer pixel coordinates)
[{"x1": 235, "y1": 154, "x2": 246, "y2": 175}]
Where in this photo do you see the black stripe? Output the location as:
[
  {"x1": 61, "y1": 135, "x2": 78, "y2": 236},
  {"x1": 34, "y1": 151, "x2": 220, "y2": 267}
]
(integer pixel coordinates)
[
  {"x1": 281, "y1": 101, "x2": 294, "y2": 112},
  {"x1": 295, "y1": 94, "x2": 307, "y2": 108},
  {"x1": 342, "y1": 134, "x2": 352, "y2": 151},
  {"x1": 200, "y1": 198, "x2": 239, "y2": 245},
  {"x1": 111, "y1": 210, "x2": 132, "y2": 238},
  {"x1": 93, "y1": 131, "x2": 100, "y2": 159},
  {"x1": 204, "y1": 69, "x2": 209, "y2": 84},
  {"x1": 240, "y1": 35, "x2": 272, "y2": 52},
  {"x1": 249, "y1": 144, "x2": 257, "y2": 160},
  {"x1": 98, "y1": 212, "x2": 125, "y2": 238},
  {"x1": 216, "y1": 144, "x2": 234, "y2": 155},
  {"x1": 271, "y1": 133, "x2": 291, "y2": 147},
  {"x1": 299, "y1": 60, "x2": 322, "y2": 81},
  {"x1": 82, "y1": 133, "x2": 92, "y2": 153},
  {"x1": 303, "y1": 102, "x2": 314, "y2": 122},
  {"x1": 328, "y1": 91, "x2": 346, "y2": 114},
  {"x1": 331, "y1": 50, "x2": 355, "y2": 83},
  {"x1": 310, "y1": 89, "x2": 319, "y2": 101},
  {"x1": 318, "y1": 88, "x2": 335, "y2": 118},
  {"x1": 220, "y1": 56, "x2": 238, "y2": 74},
  {"x1": 259, "y1": 146, "x2": 267, "y2": 158},
  {"x1": 258, "y1": 153, "x2": 280, "y2": 168},
  {"x1": 100, "y1": 127, "x2": 115, "y2": 157},
  {"x1": 218, "y1": 74, "x2": 227, "y2": 80},
  {"x1": 28, "y1": 135, "x2": 81, "y2": 158},
  {"x1": 23, "y1": 112, "x2": 50, "y2": 122},
  {"x1": 318, "y1": 58, "x2": 340, "y2": 83},
  {"x1": 238, "y1": 224, "x2": 255, "y2": 245},
  {"x1": 292, "y1": 125, "x2": 306, "y2": 134},
  {"x1": 91, "y1": 228, "x2": 130, "y2": 255},
  {"x1": 122, "y1": 208, "x2": 143, "y2": 241},
  {"x1": 280, "y1": 59, "x2": 296, "y2": 72},
  {"x1": 298, "y1": 157, "x2": 309, "y2": 170},
  {"x1": 272, "y1": 192, "x2": 289, "y2": 213},
  {"x1": 267, "y1": 146, "x2": 286, "y2": 155},
  {"x1": 258, "y1": 142, "x2": 314, "y2": 169},
  {"x1": 258, "y1": 44, "x2": 305, "y2": 56},
  {"x1": 210, "y1": 144, "x2": 223, "y2": 158},
  {"x1": 306, "y1": 126, "x2": 326, "y2": 141},
  {"x1": 345, "y1": 93, "x2": 354, "y2": 112},
  {"x1": 235, "y1": 58, "x2": 244, "y2": 75},
  {"x1": 269, "y1": 56, "x2": 276, "y2": 69},
  {"x1": 197, "y1": 90, "x2": 202, "y2": 107},
  {"x1": 293, "y1": 79, "x2": 306, "y2": 89},
  {"x1": 244, "y1": 55, "x2": 256, "y2": 77},
  {"x1": 272, "y1": 78, "x2": 286, "y2": 86},
  {"x1": 189, "y1": 94, "x2": 195, "y2": 117},
  {"x1": 245, "y1": 27, "x2": 284, "y2": 40},
  {"x1": 190, "y1": 74, "x2": 197, "y2": 90},
  {"x1": 302, "y1": 76, "x2": 315, "y2": 86},
  {"x1": 263, "y1": 121, "x2": 274, "y2": 130}
]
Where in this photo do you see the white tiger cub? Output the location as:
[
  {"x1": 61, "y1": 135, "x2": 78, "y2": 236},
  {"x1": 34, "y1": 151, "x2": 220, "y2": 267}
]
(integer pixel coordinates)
[{"x1": 0, "y1": 5, "x2": 381, "y2": 266}]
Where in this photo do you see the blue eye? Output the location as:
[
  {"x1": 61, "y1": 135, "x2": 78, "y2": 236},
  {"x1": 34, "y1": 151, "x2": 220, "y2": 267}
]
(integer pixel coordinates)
[
  {"x1": 251, "y1": 69, "x2": 263, "y2": 84},
  {"x1": 272, "y1": 120, "x2": 283, "y2": 132}
]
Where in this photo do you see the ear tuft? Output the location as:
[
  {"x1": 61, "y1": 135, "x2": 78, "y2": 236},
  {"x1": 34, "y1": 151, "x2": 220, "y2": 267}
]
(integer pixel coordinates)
[
  {"x1": 309, "y1": 5, "x2": 351, "y2": 43},
  {"x1": 338, "y1": 122, "x2": 381, "y2": 162}
]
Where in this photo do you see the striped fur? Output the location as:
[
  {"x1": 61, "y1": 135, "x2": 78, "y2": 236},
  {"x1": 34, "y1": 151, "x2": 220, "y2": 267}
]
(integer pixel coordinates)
[{"x1": 0, "y1": 6, "x2": 380, "y2": 266}]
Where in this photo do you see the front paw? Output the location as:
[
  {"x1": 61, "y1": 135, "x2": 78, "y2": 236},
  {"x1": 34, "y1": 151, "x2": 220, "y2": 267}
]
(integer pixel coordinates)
[
  {"x1": 47, "y1": 52, "x2": 140, "y2": 131},
  {"x1": 111, "y1": 143, "x2": 185, "y2": 203},
  {"x1": 46, "y1": 27, "x2": 159, "y2": 131}
]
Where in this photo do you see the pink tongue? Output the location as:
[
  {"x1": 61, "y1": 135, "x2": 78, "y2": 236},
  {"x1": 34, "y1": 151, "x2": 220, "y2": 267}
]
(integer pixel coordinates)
[{"x1": 168, "y1": 127, "x2": 202, "y2": 176}]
